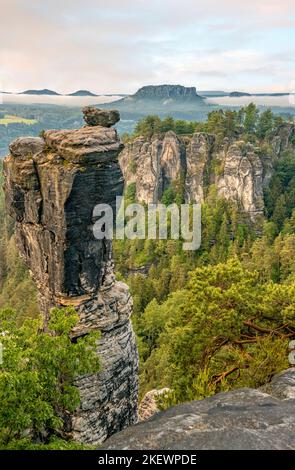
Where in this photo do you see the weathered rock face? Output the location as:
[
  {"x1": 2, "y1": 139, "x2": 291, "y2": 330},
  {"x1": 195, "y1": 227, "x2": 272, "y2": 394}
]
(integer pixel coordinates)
[
  {"x1": 216, "y1": 142, "x2": 264, "y2": 217},
  {"x1": 120, "y1": 125, "x2": 295, "y2": 219},
  {"x1": 103, "y1": 369, "x2": 295, "y2": 450},
  {"x1": 3, "y1": 111, "x2": 139, "y2": 444},
  {"x1": 271, "y1": 122, "x2": 295, "y2": 157},
  {"x1": 185, "y1": 132, "x2": 214, "y2": 203},
  {"x1": 260, "y1": 368, "x2": 295, "y2": 399},
  {"x1": 120, "y1": 131, "x2": 185, "y2": 204}
]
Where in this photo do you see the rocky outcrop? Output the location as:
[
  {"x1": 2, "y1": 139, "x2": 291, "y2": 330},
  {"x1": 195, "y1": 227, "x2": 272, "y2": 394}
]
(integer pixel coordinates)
[
  {"x1": 216, "y1": 141, "x2": 264, "y2": 216},
  {"x1": 260, "y1": 368, "x2": 295, "y2": 399},
  {"x1": 160, "y1": 131, "x2": 186, "y2": 192},
  {"x1": 82, "y1": 106, "x2": 120, "y2": 127},
  {"x1": 120, "y1": 131, "x2": 185, "y2": 203},
  {"x1": 185, "y1": 132, "x2": 214, "y2": 203},
  {"x1": 120, "y1": 131, "x2": 267, "y2": 218},
  {"x1": 271, "y1": 122, "x2": 295, "y2": 157},
  {"x1": 138, "y1": 388, "x2": 170, "y2": 421},
  {"x1": 103, "y1": 369, "x2": 295, "y2": 450},
  {"x1": 3, "y1": 110, "x2": 139, "y2": 444}
]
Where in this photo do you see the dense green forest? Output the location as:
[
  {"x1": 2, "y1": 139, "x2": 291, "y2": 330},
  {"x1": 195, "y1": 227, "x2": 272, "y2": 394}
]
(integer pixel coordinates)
[
  {"x1": 115, "y1": 105, "x2": 295, "y2": 403},
  {"x1": 0, "y1": 104, "x2": 295, "y2": 447}
]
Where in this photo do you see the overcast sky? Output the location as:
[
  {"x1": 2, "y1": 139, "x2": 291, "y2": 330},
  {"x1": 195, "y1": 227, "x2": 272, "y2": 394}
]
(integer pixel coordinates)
[{"x1": 1, "y1": 0, "x2": 295, "y2": 94}]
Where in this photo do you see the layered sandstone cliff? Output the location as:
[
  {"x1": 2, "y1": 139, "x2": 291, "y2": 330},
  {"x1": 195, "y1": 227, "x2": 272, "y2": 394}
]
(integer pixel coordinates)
[
  {"x1": 120, "y1": 124, "x2": 295, "y2": 218},
  {"x1": 3, "y1": 109, "x2": 139, "y2": 444}
]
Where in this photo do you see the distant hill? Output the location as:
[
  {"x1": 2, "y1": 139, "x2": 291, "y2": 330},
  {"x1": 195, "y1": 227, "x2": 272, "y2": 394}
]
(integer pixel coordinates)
[
  {"x1": 100, "y1": 84, "x2": 209, "y2": 122},
  {"x1": 67, "y1": 90, "x2": 98, "y2": 97},
  {"x1": 104, "y1": 94, "x2": 129, "y2": 97},
  {"x1": 199, "y1": 90, "x2": 228, "y2": 97},
  {"x1": 229, "y1": 91, "x2": 252, "y2": 97},
  {"x1": 253, "y1": 92, "x2": 290, "y2": 97},
  {"x1": 20, "y1": 89, "x2": 60, "y2": 96},
  {"x1": 131, "y1": 84, "x2": 203, "y2": 101}
]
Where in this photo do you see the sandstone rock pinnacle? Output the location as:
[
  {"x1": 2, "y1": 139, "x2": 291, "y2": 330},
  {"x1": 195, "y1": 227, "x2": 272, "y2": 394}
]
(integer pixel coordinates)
[
  {"x1": 82, "y1": 106, "x2": 120, "y2": 127},
  {"x1": 3, "y1": 111, "x2": 138, "y2": 444},
  {"x1": 119, "y1": 131, "x2": 265, "y2": 218}
]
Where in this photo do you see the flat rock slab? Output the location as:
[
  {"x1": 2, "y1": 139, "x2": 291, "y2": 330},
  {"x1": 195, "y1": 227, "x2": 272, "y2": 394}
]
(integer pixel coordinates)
[
  {"x1": 44, "y1": 126, "x2": 123, "y2": 163},
  {"x1": 103, "y1": 373, "x2": 295, "y2": 450}
]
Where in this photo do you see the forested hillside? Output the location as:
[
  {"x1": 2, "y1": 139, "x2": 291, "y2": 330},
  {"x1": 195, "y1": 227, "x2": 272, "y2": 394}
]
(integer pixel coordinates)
[{"x1": 114, "y1": 105, "x2": 295, "y2": 403}]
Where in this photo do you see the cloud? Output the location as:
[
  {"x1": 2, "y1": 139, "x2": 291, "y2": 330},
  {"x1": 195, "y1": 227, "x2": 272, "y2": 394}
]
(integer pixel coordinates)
[{"x1": 0, "y1": 0, "x2": 294, "y2": 93}]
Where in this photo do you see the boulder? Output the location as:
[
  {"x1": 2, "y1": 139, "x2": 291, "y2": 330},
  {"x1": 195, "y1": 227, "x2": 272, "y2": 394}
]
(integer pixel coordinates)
[
  {"x1": 139, "y1": 388, "x2": 170, "y2": 421},
  {"x1": 43, "y1": 125, "x2": 123, "y2": 163},
  {"x1": 260, "y1": 368, "x2": 295, "y2": 399},
  {"x1": 82, "y1": 106, "x2": 120, "y2": 127},
  {"x1": 9, "y1": 136, "x2": 45, "y2": 159}
]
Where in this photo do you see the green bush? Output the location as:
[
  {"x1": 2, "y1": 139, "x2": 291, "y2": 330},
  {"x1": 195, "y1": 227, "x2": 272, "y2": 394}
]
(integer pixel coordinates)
[{"x1": 0, "y1": 307, "x2": 100, "y2": 448}]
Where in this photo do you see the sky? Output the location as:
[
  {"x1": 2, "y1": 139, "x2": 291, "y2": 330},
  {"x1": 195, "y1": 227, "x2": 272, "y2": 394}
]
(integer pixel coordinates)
[{"x1": 1, "y1": 0, "x2": 295, "y2": 94}]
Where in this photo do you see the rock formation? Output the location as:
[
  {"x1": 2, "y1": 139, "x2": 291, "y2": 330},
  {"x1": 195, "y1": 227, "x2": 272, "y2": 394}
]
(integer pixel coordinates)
[
  {"x1": 216, "y1": 141, "x2": 264, "y2": 217},
  {"x1": 120, "y1": 124, "x2": 295, "y2": 219},
  {"x1": 138, "y1": 388, "x2": 170, "y2": 421},
  {"x1": 120, "y1": 131, "x2": 186, "y2": 204},
  {"x1": 3, "y1": 109, "x2": 139, "y2": 444},
  {"x1": 82, "y1": 106, "x2": 120, "y2": 127},
  {"x1": 103, "y1": 369, "x2": 295, "y2": 450},
  {"x1": 185, "y1": 132, "x2": 214, "y2": 204}
]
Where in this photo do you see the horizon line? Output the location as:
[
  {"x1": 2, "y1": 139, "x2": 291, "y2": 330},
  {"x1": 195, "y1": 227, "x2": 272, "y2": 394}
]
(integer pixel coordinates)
[{"x1": 1, "y1": 85, "x2": 294, "y2": 96}]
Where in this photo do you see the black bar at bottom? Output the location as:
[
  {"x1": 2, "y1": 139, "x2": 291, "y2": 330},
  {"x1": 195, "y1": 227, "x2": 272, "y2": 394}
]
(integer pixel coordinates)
[{"x1": 0, "y1": 450, "x2": 292, "y2": 467}]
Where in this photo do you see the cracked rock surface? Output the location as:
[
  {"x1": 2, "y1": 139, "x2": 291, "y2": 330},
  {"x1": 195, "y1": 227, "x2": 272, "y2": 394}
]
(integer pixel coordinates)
[{"x1": 103, "y1": 369, "x2": 295, "y2": 450}]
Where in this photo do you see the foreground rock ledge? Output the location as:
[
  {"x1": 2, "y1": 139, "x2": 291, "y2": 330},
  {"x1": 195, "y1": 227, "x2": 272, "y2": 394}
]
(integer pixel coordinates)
[
  {"x1": 103, "y1": 369, "x2": 295, "y2": 450},
  {"x1": 3, "y1": 111, "x2": 139, "y2": 444}
]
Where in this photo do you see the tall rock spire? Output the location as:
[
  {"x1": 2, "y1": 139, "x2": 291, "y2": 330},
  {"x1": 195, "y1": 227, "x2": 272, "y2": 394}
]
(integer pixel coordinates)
[{"x1": 3, "y1": 108, "x2": 138, "y2": 444}]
